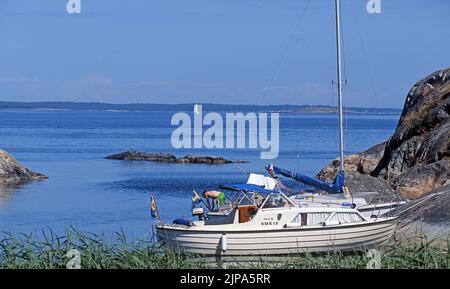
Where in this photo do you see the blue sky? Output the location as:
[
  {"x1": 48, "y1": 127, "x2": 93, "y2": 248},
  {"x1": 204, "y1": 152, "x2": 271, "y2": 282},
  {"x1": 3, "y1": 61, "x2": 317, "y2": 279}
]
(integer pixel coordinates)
[{"x1": 0, "y1": 0, "x2": 448, "y2": 107}]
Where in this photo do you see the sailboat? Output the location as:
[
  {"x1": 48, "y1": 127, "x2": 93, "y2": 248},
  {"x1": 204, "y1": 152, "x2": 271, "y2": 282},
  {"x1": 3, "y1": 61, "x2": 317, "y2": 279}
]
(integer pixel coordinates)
[
  {"x1": 261, "y1": 165, "x2": 405, "y2": 219},
  {"x1": 155, "y1": 0, "x2": 399, "y2": 256}
]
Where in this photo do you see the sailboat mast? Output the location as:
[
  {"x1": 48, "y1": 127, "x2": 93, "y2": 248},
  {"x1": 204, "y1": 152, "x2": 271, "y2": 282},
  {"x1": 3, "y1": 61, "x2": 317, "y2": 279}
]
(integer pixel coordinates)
[{"x1": 335, "y1": 0, "x2": 345, "y2": 172}]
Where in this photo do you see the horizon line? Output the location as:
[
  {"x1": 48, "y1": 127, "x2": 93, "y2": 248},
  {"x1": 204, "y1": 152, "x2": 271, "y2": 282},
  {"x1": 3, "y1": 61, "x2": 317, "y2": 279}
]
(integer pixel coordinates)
[{"x1": 0, "y1": 100, "x2": 401, "y2": 111}]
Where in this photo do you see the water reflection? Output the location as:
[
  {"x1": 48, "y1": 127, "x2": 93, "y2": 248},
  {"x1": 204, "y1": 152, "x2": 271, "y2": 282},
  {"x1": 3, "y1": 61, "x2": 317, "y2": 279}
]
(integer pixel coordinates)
[{"x1": 0, "y1": 182, "x2": 26, "y2": 208}]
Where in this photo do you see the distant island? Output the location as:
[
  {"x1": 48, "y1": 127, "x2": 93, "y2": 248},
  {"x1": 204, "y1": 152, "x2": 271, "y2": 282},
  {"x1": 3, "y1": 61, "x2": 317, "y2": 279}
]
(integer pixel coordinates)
[
  {"x1": 105, "y1": 150, "x2": 248, "y2": 164},
  {"x1": 0, "y1": 101, "x2": 401, "y2": 115}
]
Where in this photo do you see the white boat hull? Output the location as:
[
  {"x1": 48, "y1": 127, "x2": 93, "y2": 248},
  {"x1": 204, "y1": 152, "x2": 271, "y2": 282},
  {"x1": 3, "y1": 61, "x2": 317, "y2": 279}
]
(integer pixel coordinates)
[{"x1": 157, "y1": 218, "x2": 397, "y2": 256}]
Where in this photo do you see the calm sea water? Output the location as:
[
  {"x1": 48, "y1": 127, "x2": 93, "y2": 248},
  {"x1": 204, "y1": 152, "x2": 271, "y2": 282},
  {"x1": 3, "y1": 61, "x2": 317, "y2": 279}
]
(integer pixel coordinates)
[{"x1": 0, "y1": 110, "x2": 399, "y2": 239}]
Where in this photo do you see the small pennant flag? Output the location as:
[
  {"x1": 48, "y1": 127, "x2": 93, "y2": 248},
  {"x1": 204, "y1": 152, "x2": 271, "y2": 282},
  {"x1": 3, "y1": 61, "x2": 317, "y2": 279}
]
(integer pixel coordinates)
[
  {"x1": 150, "y1": 193, "x2": 158, "y2": 218},
  {"x1": 191, "y1": 190, "x2": 202, "y2": 209}
]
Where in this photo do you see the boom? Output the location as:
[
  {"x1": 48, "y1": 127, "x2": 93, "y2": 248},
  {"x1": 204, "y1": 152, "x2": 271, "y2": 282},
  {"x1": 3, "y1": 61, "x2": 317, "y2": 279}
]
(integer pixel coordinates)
[{"x1": 266, "y1": 164, "x2": 345, "y2": 194}]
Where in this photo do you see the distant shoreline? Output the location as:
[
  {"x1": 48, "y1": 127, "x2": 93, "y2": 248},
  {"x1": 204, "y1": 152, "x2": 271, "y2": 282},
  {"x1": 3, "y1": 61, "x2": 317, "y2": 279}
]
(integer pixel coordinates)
[{"x1": 0, "y1": 101, "x2": 402, "y2": 115}]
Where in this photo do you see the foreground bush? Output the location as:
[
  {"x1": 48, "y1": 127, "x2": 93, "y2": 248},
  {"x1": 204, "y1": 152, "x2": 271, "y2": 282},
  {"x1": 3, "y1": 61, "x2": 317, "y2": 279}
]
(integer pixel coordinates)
[{"x1": 0, "y1": 228, "x2": 448, "y2": 269}]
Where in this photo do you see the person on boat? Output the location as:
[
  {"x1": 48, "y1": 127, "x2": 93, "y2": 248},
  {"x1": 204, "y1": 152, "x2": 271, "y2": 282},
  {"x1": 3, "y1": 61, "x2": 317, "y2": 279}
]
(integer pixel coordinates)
[{"x1": 202, "y1": 190, "x2": 226, "y2": 211}]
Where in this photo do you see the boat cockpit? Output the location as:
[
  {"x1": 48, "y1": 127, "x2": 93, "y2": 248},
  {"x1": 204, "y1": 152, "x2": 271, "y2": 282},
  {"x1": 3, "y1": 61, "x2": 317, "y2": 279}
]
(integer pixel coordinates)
[{"x1": 197, "y1": 184, "x2": 294, "y2": 225}]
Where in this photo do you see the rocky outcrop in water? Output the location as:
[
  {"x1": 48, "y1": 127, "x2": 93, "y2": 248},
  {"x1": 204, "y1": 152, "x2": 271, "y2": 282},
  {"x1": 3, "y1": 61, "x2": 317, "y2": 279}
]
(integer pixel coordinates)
[
  {"x1": 105, "y1": 150, "x2": 248, "y2": 164},
  {"x1": 0, "y1": 149, "x2": 47, "y2": 184},
  {"x1": 317, "y1": 67, "x2": 450, "y2": 200},
  {"x1": 176, "y1": 155, "x2": 248, "y2": 164},
  {"x1": 106, "y1": 151, "x2": 177, "y2": 162}
]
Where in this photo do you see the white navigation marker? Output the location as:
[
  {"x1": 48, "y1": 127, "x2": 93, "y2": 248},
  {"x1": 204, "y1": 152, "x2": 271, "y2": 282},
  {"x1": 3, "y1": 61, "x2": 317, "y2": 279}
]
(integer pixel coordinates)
[{"x1": 194, "y1": 103, "x2": 201, "y2": 115}]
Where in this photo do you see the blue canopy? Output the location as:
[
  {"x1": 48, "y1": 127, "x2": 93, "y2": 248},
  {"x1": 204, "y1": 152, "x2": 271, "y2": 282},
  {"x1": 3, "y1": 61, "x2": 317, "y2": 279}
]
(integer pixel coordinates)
[
  {"x1": 266, "y1": 164, "x2": 345, "y2": 194},
  {"x1": 220, "y1": 184, "x2": 274, "y2": 195}
]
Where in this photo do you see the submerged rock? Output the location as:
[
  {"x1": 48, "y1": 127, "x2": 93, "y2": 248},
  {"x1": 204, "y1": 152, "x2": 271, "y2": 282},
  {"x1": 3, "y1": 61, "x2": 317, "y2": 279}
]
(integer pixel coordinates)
[
  {"x1": 105, "y1": 150, "x2": 248, "y2": 164},
  {"x1": 0, "y1": 149, "x2": 47, "y2": 184}
]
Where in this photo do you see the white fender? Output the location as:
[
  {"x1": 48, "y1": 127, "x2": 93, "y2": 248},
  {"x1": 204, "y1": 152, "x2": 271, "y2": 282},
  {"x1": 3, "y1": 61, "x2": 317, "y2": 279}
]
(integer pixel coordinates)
[{"x1": 220, "y1": 233, "x2": 227, "y2": 252}]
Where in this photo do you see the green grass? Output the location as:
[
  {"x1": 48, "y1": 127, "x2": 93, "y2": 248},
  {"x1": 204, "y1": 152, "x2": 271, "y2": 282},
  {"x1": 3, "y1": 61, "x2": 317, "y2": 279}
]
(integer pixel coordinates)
[
  {"x1": 237, "y1": 236, "x2": 450, "y2": 269},
  {"x1": 0, "y1": 228, "x2": 207, "y2": 269},
  {"x1": 0, "y1": 228, "x2": 448, "y2": 269}
]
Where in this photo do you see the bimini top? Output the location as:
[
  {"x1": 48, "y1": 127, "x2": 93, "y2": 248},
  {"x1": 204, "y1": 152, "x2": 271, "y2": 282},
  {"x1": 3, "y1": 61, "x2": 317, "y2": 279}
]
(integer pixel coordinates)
[{"x1": 220, "y1": 184, "x2": 275, "y2": 195}]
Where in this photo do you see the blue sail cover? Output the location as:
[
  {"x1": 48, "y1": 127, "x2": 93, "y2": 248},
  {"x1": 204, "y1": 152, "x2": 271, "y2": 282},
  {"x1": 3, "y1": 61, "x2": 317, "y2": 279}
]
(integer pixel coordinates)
[{"x1": 266, "y1": 164, "x2": 345, "y2": 194}]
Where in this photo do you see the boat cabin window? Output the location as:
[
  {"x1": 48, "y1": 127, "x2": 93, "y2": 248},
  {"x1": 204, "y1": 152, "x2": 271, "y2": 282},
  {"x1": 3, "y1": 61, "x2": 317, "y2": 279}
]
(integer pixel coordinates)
[
  {"x1": 292, "y1": 212, "x2": 363, "y2": 226},
  {"x1": 292, "y1": 213, "x2": 331, "y2": 226},
  {"x1": 327, "y1": 212, "x2": 364, "y2": 224},
  {"x1": 261, "y1": 193, "x2": 291, "y2": 209}
]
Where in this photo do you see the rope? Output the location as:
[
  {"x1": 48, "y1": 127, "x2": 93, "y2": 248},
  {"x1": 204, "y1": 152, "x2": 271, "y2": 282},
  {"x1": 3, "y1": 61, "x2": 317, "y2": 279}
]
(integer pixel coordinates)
[
  {"x1": 394, "y1": 191, "x2": 446, "y2": 217},
  {"x1": 231, "y1": 161, "x2": 249, "y2": 175}
]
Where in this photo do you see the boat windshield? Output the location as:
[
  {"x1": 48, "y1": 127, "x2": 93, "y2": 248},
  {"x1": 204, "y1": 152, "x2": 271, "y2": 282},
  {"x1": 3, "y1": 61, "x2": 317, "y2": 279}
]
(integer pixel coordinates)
[
  {"x1": 234, "y1": 192, "x2": 265, "y2": 207},
  {"x1": 261, "y1": 193, "x2": 293, "y2": 209},
  {"x1": 204, "y1": 188, "x2": 266, "y2": 212}
]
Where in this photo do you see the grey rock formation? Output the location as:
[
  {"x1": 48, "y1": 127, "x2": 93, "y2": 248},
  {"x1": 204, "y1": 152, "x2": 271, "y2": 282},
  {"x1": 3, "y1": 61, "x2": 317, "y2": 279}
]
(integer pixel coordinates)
[
  {"x1": 372, "y1": 68, "x2": 450, "y2": 197},
  {"x1": 176, "y1": 155, "x2": 248, "y2": 164},
  {"x1": 106, "y1": 151, "x2": 177, "y2": 162},
  {"x1": 318, "y1": 68, "x2": 450, "y2": 200},
  {"x1": 105, "y1": 150, "x2": 248, "y2": 164},
  {"x1": 316, "y1": 142, "x2": 386, "y2": 179},
  {"x1": 0, "y1": 149, "x2": 47, "y2": 184},
  {"x1": 392, "y1": 160, "x2": 450, "y2": 199},
  {"x1": 394, "y1": 184, "x2": 450, "y2": 227},
  {"x1": 315, "y1": 143, "x2": 397, "y2": 200}
]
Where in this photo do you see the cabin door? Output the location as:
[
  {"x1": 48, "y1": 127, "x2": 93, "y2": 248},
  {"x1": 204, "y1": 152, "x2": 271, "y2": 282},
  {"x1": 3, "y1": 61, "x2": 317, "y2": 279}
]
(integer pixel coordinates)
[{"x1": 238, "y1": 205, "x2": 258, "y2": 223}]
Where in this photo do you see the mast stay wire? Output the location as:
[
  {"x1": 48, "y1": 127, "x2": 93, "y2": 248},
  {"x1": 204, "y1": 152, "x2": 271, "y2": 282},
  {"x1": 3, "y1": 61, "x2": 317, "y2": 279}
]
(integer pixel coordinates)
[
  {"x1": 331, "y1": 81, "x2": 338, "y2": 154},
  {"x1": 349, "y1": 0, "x2": 381, "y2": 108},
  {"x1": 231, "y1": 161, "x2": 249, "y2": 175},
  {"x1": 259, "y1": 0, "x2": 311, "y2": 105},
  {"x1": 257, "y1": 0, "x2": 310, "y2": 167}
]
